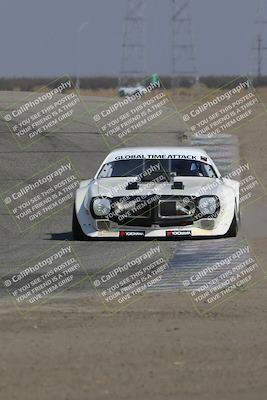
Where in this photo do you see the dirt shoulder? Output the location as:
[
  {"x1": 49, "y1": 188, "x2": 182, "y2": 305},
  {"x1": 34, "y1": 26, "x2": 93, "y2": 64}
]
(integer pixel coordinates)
[{"x1": 0, "y1": 287, "x2": 267, "y2": 400}]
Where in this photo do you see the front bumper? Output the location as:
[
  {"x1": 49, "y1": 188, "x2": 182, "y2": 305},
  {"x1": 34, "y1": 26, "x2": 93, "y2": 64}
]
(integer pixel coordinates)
[{"x1": 76, "y1": 192, "x2": 235, "y2": 239}]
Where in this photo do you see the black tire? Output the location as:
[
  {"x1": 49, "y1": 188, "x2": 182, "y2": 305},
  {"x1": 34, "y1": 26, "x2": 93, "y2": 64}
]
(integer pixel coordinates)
[
  {"x1": 72, "y1": 205, "x2": 88, "y2": 241},
  {"x1": 225, "y1": 214, "x2": 238, "y2": 238}
]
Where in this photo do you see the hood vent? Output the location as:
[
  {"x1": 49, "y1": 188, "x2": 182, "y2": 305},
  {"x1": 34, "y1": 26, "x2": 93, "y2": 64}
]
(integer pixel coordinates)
[
  {"x1": 171, "y1": 181, "x2": 184, "y2": 190},
  {"x1": 126, "y1": 181, "x2": 139, "y2": 190}
]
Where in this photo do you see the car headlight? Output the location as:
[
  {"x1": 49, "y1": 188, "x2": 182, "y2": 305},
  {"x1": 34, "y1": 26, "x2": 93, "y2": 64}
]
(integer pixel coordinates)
[
  {"x1": 198, "y1": 196, "x2": 218, "y2": 216},
  {"x1": 92, "y1": 198, "x2": 111, "y2": 217}
]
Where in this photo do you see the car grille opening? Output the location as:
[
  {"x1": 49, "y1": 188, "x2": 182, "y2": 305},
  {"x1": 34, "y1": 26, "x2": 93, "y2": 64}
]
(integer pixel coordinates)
[{"x1": 107, "y1": 195, "x2": 196, "y2": 227}]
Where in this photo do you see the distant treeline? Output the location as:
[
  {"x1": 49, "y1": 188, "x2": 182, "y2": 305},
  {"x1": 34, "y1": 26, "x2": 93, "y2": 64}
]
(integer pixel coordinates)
[{"x1": 0, "y1": 75, "x2": 266, "y2": 91}]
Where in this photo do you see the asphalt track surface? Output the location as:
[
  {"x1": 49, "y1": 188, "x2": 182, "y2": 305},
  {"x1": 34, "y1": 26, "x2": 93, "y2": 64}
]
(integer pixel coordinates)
[{"x1": 0, "y1": 90, "x2": 246, "y2": 304}]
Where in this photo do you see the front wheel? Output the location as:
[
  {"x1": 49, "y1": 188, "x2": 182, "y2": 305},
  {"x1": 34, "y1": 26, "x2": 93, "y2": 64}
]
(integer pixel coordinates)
[
  {"x1": 72, "y1": 205, "x2": 88, "y2": 241},
  {"x1": 225, "y1": 214, "x2": 239, "y2": 238}
]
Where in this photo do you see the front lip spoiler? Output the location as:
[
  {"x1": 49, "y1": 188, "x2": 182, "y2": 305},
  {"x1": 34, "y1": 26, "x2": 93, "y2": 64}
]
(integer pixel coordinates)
[{"x1": 85, "y1": 226, "x2": 223, "y2": 239}]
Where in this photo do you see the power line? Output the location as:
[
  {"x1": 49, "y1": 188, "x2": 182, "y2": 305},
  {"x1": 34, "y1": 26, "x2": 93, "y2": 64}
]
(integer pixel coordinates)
[
  {"x1": 252, "y1": 0, "x2": 267, "y2": 78},
  {"x1": 119, "y1": 0, "x2": 146, "y2": 85},
  {"x1": 171, "y1": 0, "x2": 197, "y2": 89}
]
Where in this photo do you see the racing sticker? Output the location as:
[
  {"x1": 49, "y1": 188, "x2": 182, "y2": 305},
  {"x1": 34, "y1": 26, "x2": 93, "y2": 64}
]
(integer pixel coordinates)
[
  {"x1": 119, "y1": 231, "x2": 145, "y2": 237},
  {"x1": 166, "y1": 230, "x2": 192, "y2": 237}
]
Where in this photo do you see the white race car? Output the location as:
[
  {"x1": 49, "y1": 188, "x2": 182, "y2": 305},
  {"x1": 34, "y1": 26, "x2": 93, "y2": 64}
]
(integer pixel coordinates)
[
  {"x1": 118, "y1": 84, "x2": 146, "y2": 97},
  {"x1": 72, "y1": 147, "x2": 240, "y2": 240}
]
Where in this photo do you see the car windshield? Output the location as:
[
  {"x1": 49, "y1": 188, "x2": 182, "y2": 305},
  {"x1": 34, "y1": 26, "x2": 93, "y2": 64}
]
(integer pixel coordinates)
[{"x1": 97, "y1": 158, "x2": 217, "y2": 179}]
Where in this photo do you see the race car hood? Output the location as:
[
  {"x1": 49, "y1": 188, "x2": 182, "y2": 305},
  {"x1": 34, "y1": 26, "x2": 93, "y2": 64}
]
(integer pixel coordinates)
[{"x1": 88, "y1": 176, "x2": 228, "y2": 198}]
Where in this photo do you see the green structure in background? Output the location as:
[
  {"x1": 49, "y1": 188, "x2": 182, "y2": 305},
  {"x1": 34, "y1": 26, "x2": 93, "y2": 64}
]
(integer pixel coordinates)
[{"x1": 151, "y1": 73, "x2": 160, "y2": 86}]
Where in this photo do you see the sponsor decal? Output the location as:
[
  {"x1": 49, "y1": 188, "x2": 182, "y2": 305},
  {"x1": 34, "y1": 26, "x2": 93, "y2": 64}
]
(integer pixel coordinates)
[
  {"x1": 114, "y1": 154, "x2": 197, "y2": 160},
  {"x1": 119, "y1": 231, "x2": 145, "y2": 237},
  {"x1": 166, "y1": 230, "x2": 192, "y2": 237}
]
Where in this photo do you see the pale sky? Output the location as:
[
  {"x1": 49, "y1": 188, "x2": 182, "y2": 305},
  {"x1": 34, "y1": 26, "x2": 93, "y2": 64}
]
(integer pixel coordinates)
[{"x1": 0, "y1": 0, "x2": 265, "y2": 77}]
